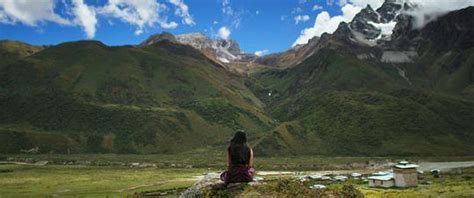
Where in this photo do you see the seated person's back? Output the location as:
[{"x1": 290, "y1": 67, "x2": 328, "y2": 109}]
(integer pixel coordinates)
[{"x1": 220, "y1": 130, "x2": 254, "y2": 184}]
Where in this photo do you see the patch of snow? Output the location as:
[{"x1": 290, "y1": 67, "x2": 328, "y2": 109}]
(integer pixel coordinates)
[
  {"x1": 381, "y1": 51, "x2": 417, "y2": 63},
  {"x1": 357, "y1": 53, "x2": 375, "y2": 60},
  {"x1": 217, "y1": 57, "x2": 230, "y2": 63},
  {"x1": 368, "y1": 21, "x2": 397, "y2": 38}
]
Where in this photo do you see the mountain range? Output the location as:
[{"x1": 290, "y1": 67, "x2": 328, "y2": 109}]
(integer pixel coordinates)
[{"x1": 1, "y1": 1, "x2": 473, "y2": 156}]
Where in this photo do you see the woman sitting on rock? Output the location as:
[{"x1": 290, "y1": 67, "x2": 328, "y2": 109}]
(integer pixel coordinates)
[{"x1": 220, "y1": 130, "x2": 255, "y2": 184}]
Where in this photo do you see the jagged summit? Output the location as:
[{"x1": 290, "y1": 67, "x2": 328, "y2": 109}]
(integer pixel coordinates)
[{"x1": 141, "y1": 31, "x2": 254, "y2": 64}]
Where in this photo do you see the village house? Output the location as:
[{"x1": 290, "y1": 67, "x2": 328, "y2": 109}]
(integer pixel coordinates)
[
  {"x1": 368, "y1": 161, "x2": 419, "y2": 188},
  {"x1": 368, "y1": 173, "x2": 395, "y2": 188},
  {"x1": 393, "y1": 161, "x2": 419, "y2": 187}
]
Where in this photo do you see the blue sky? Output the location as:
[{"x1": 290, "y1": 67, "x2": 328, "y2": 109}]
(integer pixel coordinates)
[
  {"x1": 0, "y1": 0, "x2": 355, "y2": 54},
  {"x1": 2, "y1": 0, "x2": 473, "y2": 54}
]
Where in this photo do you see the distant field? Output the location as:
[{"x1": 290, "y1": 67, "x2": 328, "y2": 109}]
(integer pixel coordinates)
[
  {"x1": 3, "y1": 153, "x2": 474, "y2": 170},
  {"x1": 0, "y1": 164, "x2": 203, "y2": 197}
]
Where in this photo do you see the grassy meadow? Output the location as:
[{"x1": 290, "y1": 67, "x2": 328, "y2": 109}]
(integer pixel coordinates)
[
  {"x1": 1, "y1": 154, "x2": 474, "y2": 197},
  {"x1": 0, "y1": 164, "x2": 203, "y2": 197}
]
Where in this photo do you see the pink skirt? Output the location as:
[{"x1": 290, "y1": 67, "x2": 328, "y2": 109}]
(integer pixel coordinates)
[{"x1": 220, "y1": 166, "x2": 255, "y2": 184}]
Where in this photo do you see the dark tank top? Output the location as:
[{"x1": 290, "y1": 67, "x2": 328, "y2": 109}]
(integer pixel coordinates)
[{"x1": 228, "y1": 144, "x2": 250, "y2": 166}]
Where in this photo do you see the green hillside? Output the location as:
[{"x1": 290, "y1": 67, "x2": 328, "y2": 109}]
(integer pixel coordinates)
[
  {"x1": 0, "y1": 40, "x2": 273, "y2": 154},
  {"x1": 249, "y1": 43, "x2": 474, "y2": 156}
]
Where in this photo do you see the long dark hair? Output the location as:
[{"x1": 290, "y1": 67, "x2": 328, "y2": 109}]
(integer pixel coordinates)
[
  {"x1": 229, "y1": 130, "x2": 250, "y2": 165},
  {"x1": 231, "y1": 130, "x2": 248, "y2": 145}
]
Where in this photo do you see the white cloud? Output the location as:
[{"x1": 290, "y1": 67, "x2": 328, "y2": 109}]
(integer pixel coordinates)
[
  {"x1": 254, "y1": 49, "x2": 269, "y2": 57},
  {"x1": 0, "y1": 0, "x2": 71, "y2": 26},
  {"x1": 312, "y1": 5, "x2": 323, "y2": 11},
  {"x1": 293, "y1": 4, "x2": 361, "y2": 46},
  {"x1": 256, "y1": 10, "x2": 260, "y2": 15},
  {"x1": 222, "y1": 0, "x2": 233, "y2": 16},
  {"x1": 403, "y1": 0, "x2": 474, "y2": 28},
  {"x1": 71, "y1": 0, "x2": 97, "y2": 39},
  {"x1": 159, "y1": 21, "x2": 178, "y2": 29},
  {"x1": 220, "y1": 0, "x2": 241, "y2": 29},
  {"x1": 280, "y1": 15, "x2": 287, "y2": 21},
  {"x1": 218, "y1": 26, "x2": 230, "y2": 40},
  {"x1": 347, "y1": 0, "x2": 383, "y2": 9},
  {"x1": 98, "y1": 0, "x2": 177, "y2": 35},
  {"x1": 294, "y1": 15, "x2": 310, "y2": 24},
  {"x1": 168, "y1": 0, "x2": 194, "y2": 25}
]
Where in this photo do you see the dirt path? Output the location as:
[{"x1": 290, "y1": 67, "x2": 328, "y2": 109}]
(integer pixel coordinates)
[{"x1": 418, "y1": 161, "x2": 474, "y2": 172}]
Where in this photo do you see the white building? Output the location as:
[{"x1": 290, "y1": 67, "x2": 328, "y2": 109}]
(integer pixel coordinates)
[
  {"x1": 368, "y1": 173, "x2": 395, "y2": 188},
  {"x1": 368, "y1": 161, "x2": 419, "y2": 188}
]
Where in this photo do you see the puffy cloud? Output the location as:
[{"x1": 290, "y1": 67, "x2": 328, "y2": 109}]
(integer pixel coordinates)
[
  {"x1": 346, "y1": 0, "x2": 383, "y2": 9},
  {"x1": 403, "y1": 0, "x2": 474, "y2": 28},
  {"x1": 218, "y1": 26, "x2": 230, "y2": 40},
  {"x1": 71, "y1": 0, "x2": 97, "y2": 39},
  {"x1": 254, "y1": 49, "x2": 269, "y2": 57},
  {"x1": 0, "y1": 0, "x2": 71, "y2": 26},
  {"x1": 294, "y1": 15, "x2": 310, "y2": 24},
  {"x1": 293, "y1": 4, "x2": 361, "y2": 46},
  {"x1": 0, "y1": 0, "x2": 200, "y2": 38},
  {"x1": 98, "y1": 0, "x2": 178, "y2": 35},
  {"x1": 168, "y1": 0, "x2": 194, "y2": 25}
]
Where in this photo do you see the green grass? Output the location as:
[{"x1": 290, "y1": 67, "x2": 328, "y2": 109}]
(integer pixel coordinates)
[{"x1": 0, "y1": 164, "x2": 204, "y2": 197}]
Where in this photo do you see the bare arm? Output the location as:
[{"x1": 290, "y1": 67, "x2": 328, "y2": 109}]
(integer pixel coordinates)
[{"x1": 249, "y1": 148, "x2": 254, "y2": 168}]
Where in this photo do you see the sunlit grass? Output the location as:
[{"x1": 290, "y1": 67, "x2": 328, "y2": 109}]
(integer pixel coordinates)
[{"x1": 0, "y1": 164, "x2": 204, "y2": 197}]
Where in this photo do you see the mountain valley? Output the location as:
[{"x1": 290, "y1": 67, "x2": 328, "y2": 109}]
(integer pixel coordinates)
[{"x1": 1, "y1": 1, "x2": 473, "y2": 156}]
